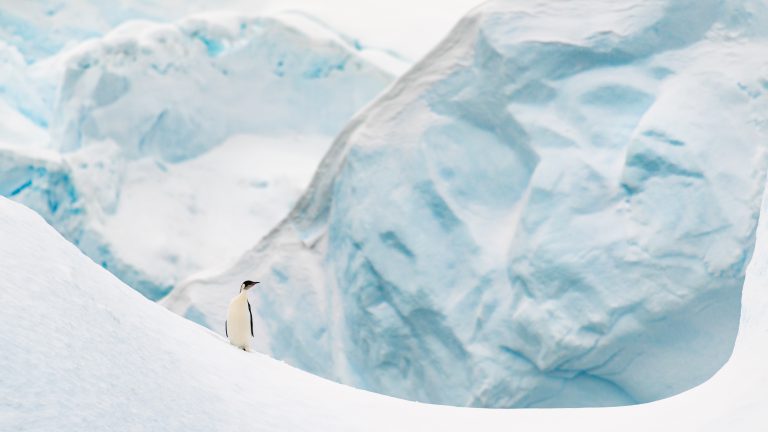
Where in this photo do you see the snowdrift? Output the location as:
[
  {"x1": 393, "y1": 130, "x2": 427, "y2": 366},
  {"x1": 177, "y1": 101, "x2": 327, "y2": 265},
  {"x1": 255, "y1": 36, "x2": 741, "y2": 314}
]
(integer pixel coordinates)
[
  {"x1": 165, "y1": 0, "x2": 768, "y2": 407},
  {"x1": 1, "y1": 188, "x2": 767, "y2": 429}
]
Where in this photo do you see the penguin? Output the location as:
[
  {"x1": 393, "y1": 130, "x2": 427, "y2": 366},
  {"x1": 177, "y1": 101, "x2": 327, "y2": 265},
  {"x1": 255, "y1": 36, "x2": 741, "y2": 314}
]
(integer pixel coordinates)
[{"x1": 225, "y1": 280, "x2": 258, "y2": 351}]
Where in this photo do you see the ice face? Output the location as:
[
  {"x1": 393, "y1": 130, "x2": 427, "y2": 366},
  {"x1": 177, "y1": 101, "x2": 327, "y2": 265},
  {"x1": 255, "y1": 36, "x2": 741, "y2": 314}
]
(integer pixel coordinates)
[
  {"x1": 51, "y1": 12, "x2": 398, "y2": 162},
  {"x1": 0, "y1": 41, "x2": 51, "y2": 132},
  {"x1": 165, "y1": 0, "x2": 768, "y2": 407}
]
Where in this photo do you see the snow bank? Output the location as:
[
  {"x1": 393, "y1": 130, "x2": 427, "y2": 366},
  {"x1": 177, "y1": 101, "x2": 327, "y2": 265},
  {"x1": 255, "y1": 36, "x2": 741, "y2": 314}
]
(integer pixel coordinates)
[
  {"x1": 165, "y1": 0, "x2": 768, "y2": 407},
  {"x1": 1, "y1": 178, "x2": 767, "y2": 429}
]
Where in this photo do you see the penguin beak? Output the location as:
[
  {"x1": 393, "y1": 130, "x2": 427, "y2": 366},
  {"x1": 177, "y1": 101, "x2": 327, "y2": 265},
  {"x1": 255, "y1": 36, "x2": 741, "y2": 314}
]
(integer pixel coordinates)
[{"x1": 246, "y1": 282, "x2": 260, "y2": 290}]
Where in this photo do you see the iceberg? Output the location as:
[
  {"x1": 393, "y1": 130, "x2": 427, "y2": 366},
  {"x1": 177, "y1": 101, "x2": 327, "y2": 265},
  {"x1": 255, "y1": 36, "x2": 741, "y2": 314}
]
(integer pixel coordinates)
[
  {"x1": 0, "y1": 0, "x2": 239, "y2": 62},
  {"x1": 50, "y1": 12, "x2": 402, "y2": 160},
  {"x1": 0, "y1": 11, "x2": 401, "y2": 299},
  {"x1": 165, "y1": 0, "x2": 768, "y2": 407}
]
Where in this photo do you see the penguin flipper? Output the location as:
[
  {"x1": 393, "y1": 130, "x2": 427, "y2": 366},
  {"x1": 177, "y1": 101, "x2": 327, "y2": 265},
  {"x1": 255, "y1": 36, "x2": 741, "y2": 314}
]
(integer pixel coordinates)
[
  {"x1": 225, "y1": 320, "x2": 228, "y2": 337},
  {"x1": 248, "y1": 301, "x2": 254, "y2": 337}
]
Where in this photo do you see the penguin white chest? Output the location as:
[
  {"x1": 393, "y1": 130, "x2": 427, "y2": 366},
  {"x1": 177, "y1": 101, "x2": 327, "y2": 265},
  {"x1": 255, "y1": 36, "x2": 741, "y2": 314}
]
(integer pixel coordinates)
[{"x1": 226, "y1": 293, "x2": 252, "y2": 350}]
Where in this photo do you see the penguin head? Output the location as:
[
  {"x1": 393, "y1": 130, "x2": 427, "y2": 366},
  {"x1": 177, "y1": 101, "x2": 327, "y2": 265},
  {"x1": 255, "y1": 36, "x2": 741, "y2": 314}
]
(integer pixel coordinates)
[{"x1": 240, "y1": 280, "x2": 259, "y2": 292}]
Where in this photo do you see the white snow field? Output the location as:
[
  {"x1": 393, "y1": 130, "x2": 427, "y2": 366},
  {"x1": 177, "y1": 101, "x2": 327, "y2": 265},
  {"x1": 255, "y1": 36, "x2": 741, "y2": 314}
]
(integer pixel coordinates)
[
  {"x1": 0, "y1": 11, "x2": 401, "y2": 299},
  {"x1": 165, "y1": 0, "x2": 768, "y2": 408},
  {"x1": 1, "y1": 190, "x2": 768, "y2": 429}
]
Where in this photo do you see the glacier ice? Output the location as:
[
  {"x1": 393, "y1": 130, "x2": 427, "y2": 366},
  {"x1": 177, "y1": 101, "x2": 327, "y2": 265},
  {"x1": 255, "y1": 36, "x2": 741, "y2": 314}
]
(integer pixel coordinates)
[
  {"x1": 50, "y1": 12, "x2": 400, "y2": 161},
  {"x1": 0, "y1": 43, "x2": 47, "y2": 127},
  {"x1": 0, "y1": 0, "x2": 241, "y2": 62},
  {"x1": 0, "y1": 11, "x2": 400, "y2": 299},
  {"x1": 165, "y1": 0, "x2": 768, "y2": 408}
]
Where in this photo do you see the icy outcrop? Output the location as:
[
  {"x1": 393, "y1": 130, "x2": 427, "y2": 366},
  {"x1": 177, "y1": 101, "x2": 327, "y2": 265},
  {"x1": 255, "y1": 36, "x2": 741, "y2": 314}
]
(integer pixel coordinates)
[
  {"x1": 0, "y1": 142, "x2": 173, "y2": 298},
  {"x1": 0, "y1": 0, "x2": 234, "y2": 62},
  {"x1": 0, "y1": 146, "x2": 81, "y2": 238},
  {"x1": 165, "y1": 0, "x2": 768, "y2": 407},
  {"x1": 51, "y1": 12, "x2": 401, "y2": 161},
  {"x1": 0, "y1": 11, "x2": 399, "y2": 299}
]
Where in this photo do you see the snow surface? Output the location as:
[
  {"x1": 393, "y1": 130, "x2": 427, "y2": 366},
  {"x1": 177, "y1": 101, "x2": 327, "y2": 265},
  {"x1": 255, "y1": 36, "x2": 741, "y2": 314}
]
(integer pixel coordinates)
[
  {"x1": 1, "y1": 187, "x2": 768, "y2": 429},
  {"x1": 165, "y1": 0, "x2": 768, "y2": 408},
  {"x1": 0, "y1": 10, "x2": 399, "y2": 299}
]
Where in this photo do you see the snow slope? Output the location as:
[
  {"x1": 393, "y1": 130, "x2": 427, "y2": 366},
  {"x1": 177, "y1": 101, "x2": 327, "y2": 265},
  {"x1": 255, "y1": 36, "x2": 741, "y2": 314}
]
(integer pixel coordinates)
[
  {"x1": 1, "y1": 182, "x2": 767, "y2": 429},
  {"x1": 0, "y1": 11, "x2": 400, "y2": 299},
  {"x1": 165, "y1": 0, "x2": 768, "y2": 408}
]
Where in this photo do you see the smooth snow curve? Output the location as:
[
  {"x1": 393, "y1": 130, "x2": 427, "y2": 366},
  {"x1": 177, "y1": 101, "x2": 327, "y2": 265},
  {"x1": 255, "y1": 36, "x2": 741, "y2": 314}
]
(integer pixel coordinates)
[{"x1": 165, "y1": 0, "x2": 768, "y2": 407}]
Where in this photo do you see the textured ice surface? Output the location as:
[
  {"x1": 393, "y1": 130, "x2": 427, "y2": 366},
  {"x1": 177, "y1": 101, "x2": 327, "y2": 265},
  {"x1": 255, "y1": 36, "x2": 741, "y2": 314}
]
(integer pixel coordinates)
[
  {"x1": 166, "y1": 0, "x2": 768, "y2": 407},
  {"x1": 50, "y1": 12, "x2": 400, "y2": 161},
  {"x1": 2, "y1": 181, "x2": 768, "y2": 429},
  {"x1": 97, "y1": 134, "x2": 332, "y2": 298},
  {"x1": 0, "y1": 0, "x2": 241, "y2": 62},
  {"x1": 0, "y1": 11, "x2": 399, "y2": 299}
]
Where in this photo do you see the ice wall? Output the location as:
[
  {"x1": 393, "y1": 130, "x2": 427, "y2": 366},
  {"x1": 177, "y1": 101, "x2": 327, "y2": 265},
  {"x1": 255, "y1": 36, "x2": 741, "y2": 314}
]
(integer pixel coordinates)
[{"x1": 166, "y1": 0, "x2": 768, "y2": 407}]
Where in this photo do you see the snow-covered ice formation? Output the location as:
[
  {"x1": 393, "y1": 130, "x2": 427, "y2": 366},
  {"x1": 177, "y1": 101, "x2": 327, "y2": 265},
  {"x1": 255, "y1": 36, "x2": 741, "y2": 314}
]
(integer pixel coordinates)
[
  {"x1": 0, "y1": 11, "x2": 401, "y2": 299},
  {"x1": 1, "y1": 182, "x2": 768, "y2": 429},
  {"x1": 0, "y1": 0, "x2": 250, "y2": 62},
  {"x1": 165, "y1": 0, "x2": 768, "y2": 408},
  {"x1": 51, "y1": 12, "x2": 402, "y2": 160}
]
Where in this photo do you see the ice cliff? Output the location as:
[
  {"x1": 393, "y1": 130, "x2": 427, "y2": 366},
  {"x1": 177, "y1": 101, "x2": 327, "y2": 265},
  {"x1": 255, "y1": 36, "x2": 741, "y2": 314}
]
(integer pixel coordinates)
[
  {"x1": 0, "y1": 11, "x2": 400, "y2": 299},
  {"x1": 165, "y1": 0, "x2": 768, "y2": 407}
]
